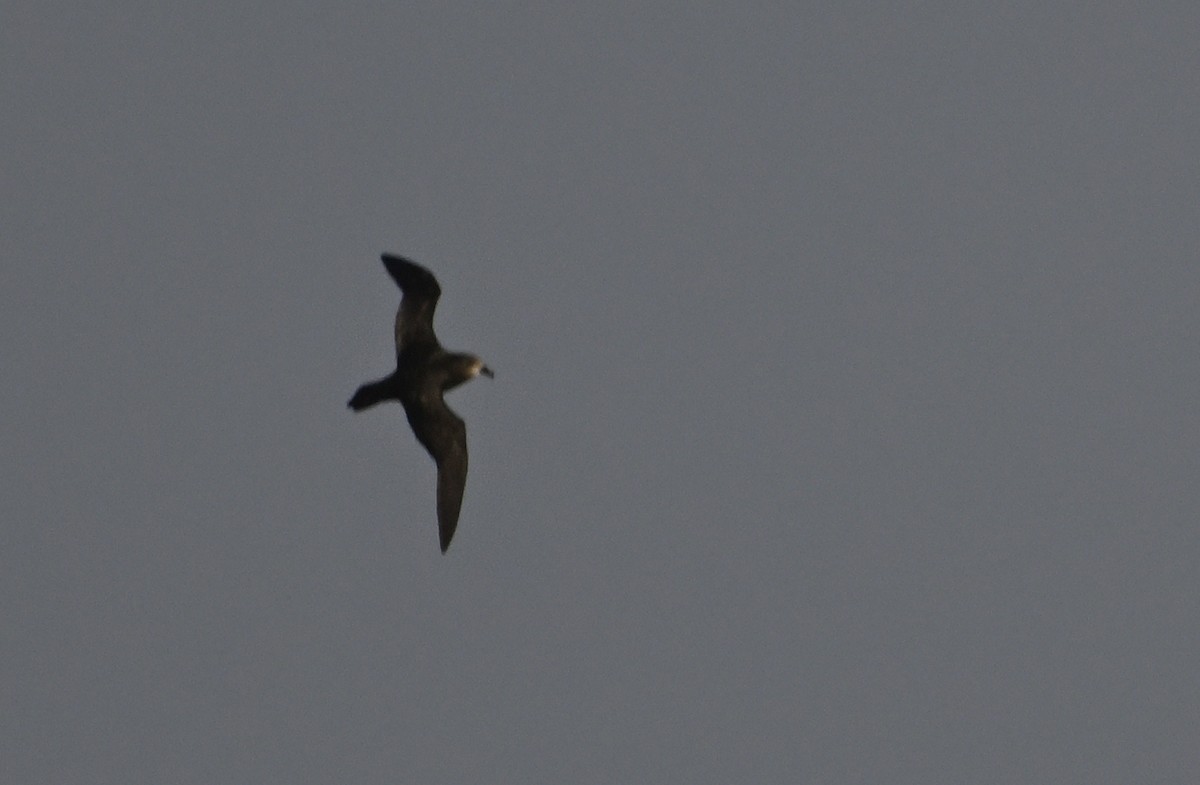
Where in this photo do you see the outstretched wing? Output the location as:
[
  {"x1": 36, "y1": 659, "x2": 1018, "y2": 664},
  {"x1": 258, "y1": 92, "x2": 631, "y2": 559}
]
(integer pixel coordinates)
[
  {"x1": 382, "y1": 254, "x2": 442, "y2": 358},
  {"x1": 403, "y1": 395, "x2": 469, "y2": 553}
]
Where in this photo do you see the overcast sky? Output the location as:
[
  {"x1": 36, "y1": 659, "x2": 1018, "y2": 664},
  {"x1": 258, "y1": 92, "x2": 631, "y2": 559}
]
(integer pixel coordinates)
[{"x1": 4, "y1": 4, "x2": 1198, "y2": 783}]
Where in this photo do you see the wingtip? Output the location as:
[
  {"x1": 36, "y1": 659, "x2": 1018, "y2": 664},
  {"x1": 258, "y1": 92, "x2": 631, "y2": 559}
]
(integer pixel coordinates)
[
  {"x1": 438, "y1": 517, "x2": 459, "y2": 553},
  {"x1": 380, "y1": 253, "x2": 403, "y2": 273},
  {"x1": 380, "y1": 253, "x2": 441, "y2": 297}
]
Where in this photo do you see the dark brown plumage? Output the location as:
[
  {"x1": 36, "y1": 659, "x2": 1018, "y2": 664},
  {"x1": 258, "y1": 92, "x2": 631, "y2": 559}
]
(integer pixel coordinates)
[{"x1": 349, "y1": 254, "x2": 493, "y2": 552}]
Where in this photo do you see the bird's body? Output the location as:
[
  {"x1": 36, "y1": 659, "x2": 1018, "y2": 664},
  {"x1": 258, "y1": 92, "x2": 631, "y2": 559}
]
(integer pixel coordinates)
[{"x1": 349, "y1": 254, "x2": 492, "y2": 552}]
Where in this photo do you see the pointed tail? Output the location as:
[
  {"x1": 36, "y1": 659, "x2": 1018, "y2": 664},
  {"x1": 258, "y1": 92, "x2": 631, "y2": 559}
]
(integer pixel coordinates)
[{"x1": 348, "y1": 377, "x2": 396, "y2": 412}]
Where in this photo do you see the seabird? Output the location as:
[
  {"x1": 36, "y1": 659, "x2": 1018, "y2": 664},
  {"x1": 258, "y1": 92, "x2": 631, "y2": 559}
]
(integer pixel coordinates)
[{"x1": 348, "y1": 254, "x2": 493, "y2": 553}]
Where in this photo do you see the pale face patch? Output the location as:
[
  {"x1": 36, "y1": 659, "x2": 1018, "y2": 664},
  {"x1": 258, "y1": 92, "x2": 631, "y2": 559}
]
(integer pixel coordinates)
[{"x1": 473, "y1": 358, "x2": 495, "y2": 379}]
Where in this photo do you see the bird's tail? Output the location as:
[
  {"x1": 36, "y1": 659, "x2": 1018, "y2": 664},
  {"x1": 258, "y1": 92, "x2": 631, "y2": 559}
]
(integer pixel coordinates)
[{"x1": 347, "y1": 377, "x2": 395, "y2": 412}]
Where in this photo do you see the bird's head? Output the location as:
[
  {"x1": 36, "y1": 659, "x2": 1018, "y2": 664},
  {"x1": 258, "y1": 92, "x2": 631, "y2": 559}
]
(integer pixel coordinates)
[{"x1": 440, "y1": 354, "x2": 494, "y2": 391}]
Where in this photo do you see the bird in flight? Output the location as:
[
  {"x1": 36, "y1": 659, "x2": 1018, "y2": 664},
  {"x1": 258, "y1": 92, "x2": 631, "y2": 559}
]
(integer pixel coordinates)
[{"x1": 348, "y1": 254, "x2": 493, "y2": 552}]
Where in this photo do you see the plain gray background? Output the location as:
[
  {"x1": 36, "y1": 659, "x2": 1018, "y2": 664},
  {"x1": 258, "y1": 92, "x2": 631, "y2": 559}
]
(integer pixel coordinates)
[{"x1": 4, "y1": 4, "x2": 1198, "y2": 783}]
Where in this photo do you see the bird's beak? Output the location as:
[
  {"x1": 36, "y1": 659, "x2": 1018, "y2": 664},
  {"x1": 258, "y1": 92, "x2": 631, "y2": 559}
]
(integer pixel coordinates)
[{"x1": 480, "y1": 365, "x2": 495, "y2": 379}]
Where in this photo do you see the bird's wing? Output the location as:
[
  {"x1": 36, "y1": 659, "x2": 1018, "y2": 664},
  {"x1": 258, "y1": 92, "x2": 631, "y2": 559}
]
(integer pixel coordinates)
[
  {"x1": 404, "y1": 395, "x2": 469, "y2": 553},
  {"x1": 382, "y1": 254, "x2": 442, "y2": 358}
]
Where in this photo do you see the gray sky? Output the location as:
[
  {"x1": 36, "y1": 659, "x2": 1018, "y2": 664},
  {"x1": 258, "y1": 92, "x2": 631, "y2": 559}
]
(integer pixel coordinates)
[{"x1": 4, "y1": 4, "x2": 1198, "y2": 783}]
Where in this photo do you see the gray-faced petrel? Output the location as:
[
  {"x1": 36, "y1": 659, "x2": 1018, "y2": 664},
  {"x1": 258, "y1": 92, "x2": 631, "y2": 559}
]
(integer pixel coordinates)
[{"x1": 348, "y1": 254, "x2": 493, "y2": 553}]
